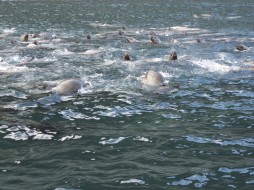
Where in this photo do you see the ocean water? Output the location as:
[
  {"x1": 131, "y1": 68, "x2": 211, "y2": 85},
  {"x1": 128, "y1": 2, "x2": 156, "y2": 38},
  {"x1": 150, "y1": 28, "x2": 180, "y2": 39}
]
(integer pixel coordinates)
[{"x1": 0, "y1": 1, "x2": 254, "y2": 189}]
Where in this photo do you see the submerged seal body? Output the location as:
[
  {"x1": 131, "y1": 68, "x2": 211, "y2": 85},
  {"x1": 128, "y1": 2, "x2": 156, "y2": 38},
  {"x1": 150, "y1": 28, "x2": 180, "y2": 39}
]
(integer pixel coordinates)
[{"x1": 54, "y1": 79, "x2": 86, "y2": 95}]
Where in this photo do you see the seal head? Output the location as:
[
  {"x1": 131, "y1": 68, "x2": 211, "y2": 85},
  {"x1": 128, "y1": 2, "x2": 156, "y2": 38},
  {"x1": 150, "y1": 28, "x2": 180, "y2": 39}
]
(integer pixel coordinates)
[
  {"x1": 142, "y1": 70, "x2": 164, "y2": 87},
  {"x1": 54, "y1": 79, "x2": 87, "y2": 95}
]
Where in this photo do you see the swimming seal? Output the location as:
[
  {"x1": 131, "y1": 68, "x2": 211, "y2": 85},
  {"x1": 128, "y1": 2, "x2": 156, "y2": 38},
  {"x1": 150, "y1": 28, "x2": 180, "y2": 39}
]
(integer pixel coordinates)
[
  {"x1": 123, "y1": 53, "x2": 130, "y2": 61},
  {"x1": 86, "y1": 34, "x2": 91, "y2": 40},
  {"x1": 169, "y1": 52, "x2": 177, "y2": 60},
  {"x1": 20, "y1": 33, "x2": 29, "y2": 42},
  {"x1": 236, "y1": 44, "x2": 248, "y2": 51},
  {"x1": 150, "y1": 35, "x2": 161, "y2": 44},
  {"x1": 142, "y1": 70, "x2": 164, "y2": 87},
  {"x1": 54, "y1": 79, "x2": 86, "y2": 95}
]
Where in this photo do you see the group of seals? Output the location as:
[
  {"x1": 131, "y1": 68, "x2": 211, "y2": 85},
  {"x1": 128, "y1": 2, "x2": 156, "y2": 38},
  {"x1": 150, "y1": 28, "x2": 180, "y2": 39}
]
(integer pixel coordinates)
[{"x1": 15, "y1": 28, "x2": 249, "y2": 96}]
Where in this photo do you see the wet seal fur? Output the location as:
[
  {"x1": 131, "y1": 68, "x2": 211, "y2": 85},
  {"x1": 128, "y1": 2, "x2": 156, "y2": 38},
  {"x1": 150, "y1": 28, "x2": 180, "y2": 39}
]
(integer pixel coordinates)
[
  {"x1": 142, "y1": 70, "x2": 177, "y2": 93},
  {"x1": 54, "y1": 79, "x2": 87, "y2": 95},
  {"x1": 236, "y1": 44, "x2": 248, "y2": 51},
  {"x1": 123, "y1": 53, "x2": 130, "y2": 61},
  {"x1": 20, "y1": 33, "x2": 29, "y2": 42},
  {"x1": 150, "y1": 35, "x2": 161, "y2": 44},
  {"x1": 142, "y1": 70, "x2": 164, "y2": 87},
  {"x1": 169, "y1": 52, "x2": 177, "y2": 60}
]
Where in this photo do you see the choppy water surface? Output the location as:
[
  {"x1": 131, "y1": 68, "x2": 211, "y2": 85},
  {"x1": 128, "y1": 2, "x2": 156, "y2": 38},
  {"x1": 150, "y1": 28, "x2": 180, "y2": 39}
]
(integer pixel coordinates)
[{"x1": 0, "y1": 1, "x2": 254, "y2": 189}]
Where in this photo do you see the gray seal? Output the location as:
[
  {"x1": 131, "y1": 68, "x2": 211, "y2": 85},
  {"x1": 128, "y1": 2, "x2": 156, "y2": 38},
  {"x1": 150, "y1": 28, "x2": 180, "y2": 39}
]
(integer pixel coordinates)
[
  {"x1": 142, "y1": 70, "x2": 164, "y2": 87},
  {"x1": 54, "y1": 79, "x2": 87, "y2": 95}
]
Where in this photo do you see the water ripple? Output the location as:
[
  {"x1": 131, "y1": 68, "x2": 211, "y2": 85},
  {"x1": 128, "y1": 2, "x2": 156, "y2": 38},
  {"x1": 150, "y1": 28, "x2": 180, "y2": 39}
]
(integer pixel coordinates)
[{"x1": 185, "y1": 135, "x2": 254, "y2": 148}]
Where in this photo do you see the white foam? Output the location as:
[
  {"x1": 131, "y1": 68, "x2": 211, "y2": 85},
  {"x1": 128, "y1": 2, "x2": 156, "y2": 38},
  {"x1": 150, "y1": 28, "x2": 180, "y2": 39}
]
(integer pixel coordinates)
[
  {"x1": 0, "y1": 63, "x2": 31, "y2": 73},
  {"x1": 171, "y1": 26, "x2": 206, "y2": 33},
  {"x1": 58, "y1": 134, "x2": 82, "y2": 141},
  {"x1": 3, "y1": 28, "x2": 16, "y2": 34},
  {"x1": 52, "y1": 48, "x2": 74, "y2": 55},
  {"x1": 99, "y1": 137, "x2": 127, "y2": 145},
  {"x1": 4, "y1": 131, "x2": 29, "y2": 141},
  {"x1": 192, "y1": 59, "x2": 240, "y2": 73},
  {"x1": 133, "y1": 136, "x2": 149, "y2": 142},
  {"x1": 120, "y1": 179, "x2": 145, "y2": 185},
  {"x1": 59, "y1": 109, "x2": 98, "y2": 120},
  {"x1": 2, "y1": 125, "x2": 55, "y2": 141}
]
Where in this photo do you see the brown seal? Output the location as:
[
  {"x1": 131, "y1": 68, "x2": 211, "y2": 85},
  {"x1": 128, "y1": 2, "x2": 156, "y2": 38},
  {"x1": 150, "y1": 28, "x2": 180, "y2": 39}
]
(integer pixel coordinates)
[
  {"x1": 150, "y1": 35, "x2": 161, "y2": 44},
  {"x1": 169, "y1": 52, "x2": 177, "y2": 60},
  {"x1": 236, "y1": 44, "x2": 247, "y2": 51},
  {"x1": 123, "y1": 53, "x2": 130, "y2": 61},
  {"x1": 20, "y1": 33, "x2": 29, "y2": 42}
]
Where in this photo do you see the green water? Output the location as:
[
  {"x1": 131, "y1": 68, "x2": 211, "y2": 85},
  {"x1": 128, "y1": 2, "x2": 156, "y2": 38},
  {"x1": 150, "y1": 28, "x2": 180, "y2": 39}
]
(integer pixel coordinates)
[{"x1": 0, "y1": 1, "x2": 254, "y2": 189}]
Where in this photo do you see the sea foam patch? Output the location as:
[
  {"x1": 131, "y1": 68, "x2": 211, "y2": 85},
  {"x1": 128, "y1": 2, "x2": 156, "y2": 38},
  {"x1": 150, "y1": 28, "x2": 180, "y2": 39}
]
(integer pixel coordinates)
[
  {"x1": 99, "y1": 137, "x2": 127, "y2": 145},
  {"x1": 120, "y1": 178, "x2": 145, "y2": 185},
  {"x1": 2, "y1": 125, "x2": 55, "y2": 141}
]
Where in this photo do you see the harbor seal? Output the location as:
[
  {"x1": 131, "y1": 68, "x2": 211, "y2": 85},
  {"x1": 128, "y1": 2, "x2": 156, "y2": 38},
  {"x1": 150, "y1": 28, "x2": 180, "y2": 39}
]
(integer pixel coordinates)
[
  {"x1": 123, "y1": 53, "x2": 130, "y2": 61},
  {"x1": 142, "y1": 70, "x2": 164, "y2": 87},
  {"x1": 53, "y1": 79, "x2": 87, "y2": 95},
  {"x1": 20, "y1": 33, "x2": 29, "y2": 42},
  {"x1": 236, "y1": 44, "x2": 248, "y2": 51},
  {"x1": 150, "y1": 35, "x2": 161, "y2": 44},
  {"x1": 169, "y1": 52, "x2": 177, "y2": 60},
  {"x1": 86, "y1": 34, "x2": 91, "y2": 40},
  {"x1": 142, "y1": 70, "x2": 177, "y2": 93}
]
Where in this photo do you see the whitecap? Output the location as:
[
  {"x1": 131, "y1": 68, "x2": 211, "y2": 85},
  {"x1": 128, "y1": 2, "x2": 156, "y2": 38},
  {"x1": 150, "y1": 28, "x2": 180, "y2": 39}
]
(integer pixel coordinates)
[
  {"x1": 192, "y1": 59, "x2": 240, "y2": 73},
  {"x1": 185, "y1": 135, "x2": 254, "y2": 148},
  {"x1": 246, "y1": 180, "x2": 254, "y2": 184},
  {"x1": 33, "y1": 134, "x2": 54, "y2": 140},
  {"x1": 2, "y1": 125, "x2": 56, "y2": 141},
  {"x1": 120, "y1": 178, "x2": 145, "y2": 185},
  {"x1": 162, "y1": 114, "x2": 181, "y2": 119},
  {"x1": 4, "y1": 131, "x2": 29, "y2": 141},
  {"x1": 226, "y1": 16, "x2": 242, "y2": 20},
  {"x1": 171, "y1": 26, "x2": 207, "y2": 33},
  {"x1": 58, "y1": 134, "x2": 82, "y2": 141},
  {"x1": 52, "y1": 48, "x2": 74, "y2": 56},
  {"x1": 170, "y1": 179, "x2": 193, "y2": 186},
  {"x1": 0, "y1": 63, "x2": 31, "y2": 74},
  {"x1": 0, "y1": 125, "x2": 8, "y2": 129},
  {"x1": 4, "y1": 101, "x2": 38, "y2": 111},
  {"x1": 3, "y1": 28, "x2": 16, "y2": 34},
  {"x1": 59, "y1": 109, "x2": 98, "y2": 120},
  {"x1": 133, "y1": 136, "x2": 149, "y2": 142},
  {"x1": 219, "y1": 167, "x2": 254, "y2": 174},
  {"x1": 186, "y1": 174, "x2": 209, "y2": 183},
  {"x1": 99, "y1": 137, "x2": 127, "y2": 145}
]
